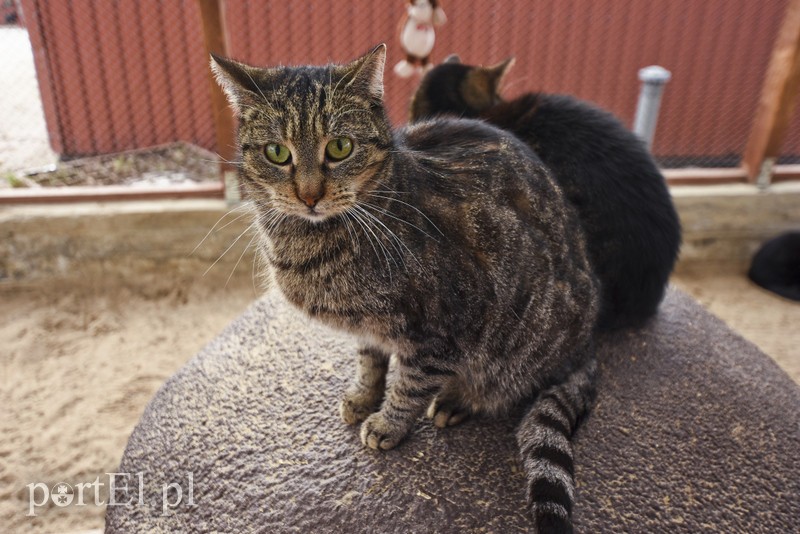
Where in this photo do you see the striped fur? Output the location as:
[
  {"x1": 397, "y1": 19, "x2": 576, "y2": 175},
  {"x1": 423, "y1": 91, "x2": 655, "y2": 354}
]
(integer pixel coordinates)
[
  {"x1": 410, "y1": 58, "x2": 681, "y2": 331},
  {"x1": 212, "y1": 45, "x2": 599, "y2": 532},
  {"x1": 518, "y1": 359, "x2": 597, "y2": 533}
]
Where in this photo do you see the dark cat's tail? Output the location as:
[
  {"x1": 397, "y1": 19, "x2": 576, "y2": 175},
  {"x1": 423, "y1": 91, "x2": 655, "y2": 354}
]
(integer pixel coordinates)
[{"x1": 516, "y1": 358, "x2": 597, "y2": 533}]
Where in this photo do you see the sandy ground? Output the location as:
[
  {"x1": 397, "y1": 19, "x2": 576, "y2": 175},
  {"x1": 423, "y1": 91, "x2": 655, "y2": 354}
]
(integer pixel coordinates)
[
  {"x1": 1, "y1": 272, "x2": 260, "y2": 533},
  {"x1": 1, "y1": 262, "x2": 798, "y2": 533},
  {"x1": 672, "y1": 266, "x2": 800, "y2": 382}
]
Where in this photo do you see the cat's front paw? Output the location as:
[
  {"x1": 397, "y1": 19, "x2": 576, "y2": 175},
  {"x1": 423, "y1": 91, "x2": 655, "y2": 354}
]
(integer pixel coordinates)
[
  {"x1": 360, "y1": 412, "x2": 410, "y2": 450},
  {"x1": 340, "y1": 388, "x2": 382, "y2": 425}
]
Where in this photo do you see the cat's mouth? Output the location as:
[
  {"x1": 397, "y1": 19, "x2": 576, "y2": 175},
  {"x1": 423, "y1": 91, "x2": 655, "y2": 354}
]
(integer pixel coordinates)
[
  {"x1": 274, "y1": 196, "x2": 350, "y2": 223},
  {"x1": 304, "y1": 207, "x2": 326, "y2": 220},
  {"x1": 293, "y1": 203, "x2": 338, "y2": 223}
]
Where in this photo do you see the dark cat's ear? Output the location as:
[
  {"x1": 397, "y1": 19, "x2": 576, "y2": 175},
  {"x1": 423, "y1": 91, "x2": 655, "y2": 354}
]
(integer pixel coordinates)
[
  {"x1": 210, "y1": 54, "x2": 270, "y2": 116},
  {"x1": 337, "y1": 44, "x2": 387, "y2": 103},
  {"x1": 479, "y1": 57, "x2": 515, "y2": 98},
  {"x1": 444, "y1": 54, "x2": 462, "y2": 64}
]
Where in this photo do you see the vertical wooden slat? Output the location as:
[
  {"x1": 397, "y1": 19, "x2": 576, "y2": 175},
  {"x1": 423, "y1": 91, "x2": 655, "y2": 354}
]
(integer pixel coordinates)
[
  {"x1": 197, "y1": 0, "x2": 236, "y2": 171},
  {"x1": 743, "y1": 0, "x2": 800, "y2": 182},
  {"x1": 72, "y1": 0, "x2": 106, "y2": 153}
]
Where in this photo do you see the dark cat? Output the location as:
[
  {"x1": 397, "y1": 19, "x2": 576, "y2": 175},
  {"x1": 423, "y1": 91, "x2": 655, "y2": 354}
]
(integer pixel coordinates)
[
  {"x1": 748, "y1": 232, "x2": 800, "y2": 301},
  {"x1": 212, "y1": 45, "x2": 599, "y2": 531},
  {"x1": 410, "y1": 56, "x2": 682, "y2": 330}
]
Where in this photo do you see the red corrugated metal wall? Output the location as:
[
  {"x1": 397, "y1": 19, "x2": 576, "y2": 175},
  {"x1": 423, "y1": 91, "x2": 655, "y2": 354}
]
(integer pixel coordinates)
[
  {"x1": 22, "y1": 0, "x2": 215, "y2": 157},
  {"x1": 22, "y1": 0, "x2": 796, "y2": 167}
]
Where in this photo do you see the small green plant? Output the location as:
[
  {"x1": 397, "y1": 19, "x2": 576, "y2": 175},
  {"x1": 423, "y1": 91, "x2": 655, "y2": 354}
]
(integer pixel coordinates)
[
  {"x1": 4, "y1": 172, "x2": 26, "y2": 188},
  {"x1": 112, "y1": 156, "x2": 133, "y2": 174}
]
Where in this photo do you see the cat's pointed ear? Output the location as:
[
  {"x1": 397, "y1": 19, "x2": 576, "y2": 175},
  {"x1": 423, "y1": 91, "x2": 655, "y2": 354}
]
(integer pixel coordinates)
[
  {"x1": 210, "y1": 54, "x2": 267, "y2": 116},
  {"x1": 341, "y1": 44, "x2": 387, "y2": 102},
  {"x1": 483, "y1": 57, "x2": 516, "y2": 96},
  {"x1": 444, "y1": 54, "x2": 462, "y2": 64}
]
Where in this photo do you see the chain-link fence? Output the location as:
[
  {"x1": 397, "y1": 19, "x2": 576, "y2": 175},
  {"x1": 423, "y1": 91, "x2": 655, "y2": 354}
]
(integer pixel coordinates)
[
  {"x1": 2, "y1": 0, "x2": 218, "y2": 188},
  {"x1": 0, "y1": 1, "x2": 56, "y2": 179},
  {"x1": 0, "y1": 0, "x2": 796, "y2": 188}
]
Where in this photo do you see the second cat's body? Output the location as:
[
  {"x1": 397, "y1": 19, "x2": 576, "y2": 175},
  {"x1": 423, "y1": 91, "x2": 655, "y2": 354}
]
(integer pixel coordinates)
[{"x1": 411, "y1": 60, "x2": 682, "y2": 330}]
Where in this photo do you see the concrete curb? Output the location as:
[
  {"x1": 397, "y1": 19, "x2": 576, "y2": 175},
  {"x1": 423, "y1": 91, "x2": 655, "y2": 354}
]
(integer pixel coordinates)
[{"x1": 1, "y1": 184, "x2": 798, "y2": 283}]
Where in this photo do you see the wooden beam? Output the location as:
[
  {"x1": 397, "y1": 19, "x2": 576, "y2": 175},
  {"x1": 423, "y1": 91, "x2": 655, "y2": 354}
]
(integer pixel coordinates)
[
  {"x1": 663, "y1": 168, "x2": 748, "y2": 186},
  {"x1": 0, "y1": 183, "x2": 224, "y2": 205},
  {"x1": 197, "y1": 0, "x2": 236, "y2": 173},
  {"x1": 742, "y1": 0, "x2": 800, "y2": 183},
  {"x1": 661, "y1": 166, "x2": 800, "y2": 186},
  {"x1": 773, "y1": 163, "x2": 800, "y2": 182}
]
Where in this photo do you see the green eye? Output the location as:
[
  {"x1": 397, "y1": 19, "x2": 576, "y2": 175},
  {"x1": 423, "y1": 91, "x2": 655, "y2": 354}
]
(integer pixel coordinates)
[
  {"x1": 265, "y1": 143, "x2": 291, "y2": 165},
  {"x1": 325, "y1": 137, "x2": 353, "y2": 161}
]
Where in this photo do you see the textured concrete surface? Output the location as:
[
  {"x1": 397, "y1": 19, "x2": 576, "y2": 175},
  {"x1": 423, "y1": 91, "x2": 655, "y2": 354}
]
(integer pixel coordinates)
[
  {"x1": 4, "y1": 182, "x2": 799, "y2": 282},
  {"x1": 107, "y1": 288, "x2": 800, "y2": 533},
  {"x1": 0, "y1": 200, "x2": 256, "y2": 282},
  {"x1": 671, "y1": 182, "x2": 800, "y2": 271}
]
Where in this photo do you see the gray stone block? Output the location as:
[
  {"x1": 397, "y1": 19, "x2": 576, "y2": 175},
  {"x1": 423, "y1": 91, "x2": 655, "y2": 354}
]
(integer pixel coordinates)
[{"x1": 106, "y1": 288, "x2": 800, "y2": 533}]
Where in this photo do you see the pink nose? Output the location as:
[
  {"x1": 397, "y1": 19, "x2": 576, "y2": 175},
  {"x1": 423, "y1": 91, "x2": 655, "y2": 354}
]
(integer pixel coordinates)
[
  {"x1": 296, "y1": 182, "x2": 325, "y2": 208},
  {"x1": 299, "y1": 191, "x2": 322, "y2": 208}
]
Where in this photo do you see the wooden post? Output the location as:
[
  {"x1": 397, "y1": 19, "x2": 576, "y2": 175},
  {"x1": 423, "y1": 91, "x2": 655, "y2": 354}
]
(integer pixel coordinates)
[
  {"x1": 197, "y1": 0, "x2": 236, "y2": 173},
  {"x1": 742, "y1": 0, "x2": 800, "y2": 184}
]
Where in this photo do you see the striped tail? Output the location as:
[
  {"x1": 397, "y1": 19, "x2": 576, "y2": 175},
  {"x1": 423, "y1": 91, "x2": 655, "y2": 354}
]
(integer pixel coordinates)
[{"x1": 516, "y1": 357, "x2": 597, "y2": 533}]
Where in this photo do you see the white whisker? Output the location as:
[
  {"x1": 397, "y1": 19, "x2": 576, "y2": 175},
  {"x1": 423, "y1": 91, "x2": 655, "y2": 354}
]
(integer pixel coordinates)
[
  {"x1": 356, "y1": 205, "x2": 425, "y2": 271},
  {"x1": 226, "y1": 231, "x2": 259, "y2": 288},
  {"x1": 203, "y1": 221, "x2": 257, "y2": 277},
  {"x1": 360, "y1": 201, "x2": 438, "y2": 241},
  {"x1": 191, "y1": 202, "x2": 253, "y2": 255},
  {"x1": 339, "y1": 210, "x2": 360, "y2": 254},
  {"x1": 366, "y1": 193, "x2": 444, "y2": 236},
  {"x1": 354, "y1": 205, "x2": 407, "y2": 269},
  {"x1": 349, "y1": 207, "x2": 394, "y2": 281}
]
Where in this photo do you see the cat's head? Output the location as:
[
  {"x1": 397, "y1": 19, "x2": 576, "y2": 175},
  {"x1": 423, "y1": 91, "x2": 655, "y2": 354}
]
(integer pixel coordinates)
[
  {"x1": 211, "y1": 45, "x2": 392, "y2": 223},
  {"x1": 409, "y1": 55, "x2": 514, "y2": 121}
]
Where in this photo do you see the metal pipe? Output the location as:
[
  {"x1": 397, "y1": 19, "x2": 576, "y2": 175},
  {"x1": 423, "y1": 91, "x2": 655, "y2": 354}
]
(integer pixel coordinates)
[{"x1": 633, "y1": 65, "x2": 672, "y2": 149}]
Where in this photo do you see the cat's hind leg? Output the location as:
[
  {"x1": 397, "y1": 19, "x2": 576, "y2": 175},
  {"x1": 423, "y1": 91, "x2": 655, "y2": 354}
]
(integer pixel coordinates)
[
  {"x1": 340, "y1": 346, "x2": 390, "y2": 425},
  {"x1": 426, "y1": 385, "x2": 471, "y2": 428}
]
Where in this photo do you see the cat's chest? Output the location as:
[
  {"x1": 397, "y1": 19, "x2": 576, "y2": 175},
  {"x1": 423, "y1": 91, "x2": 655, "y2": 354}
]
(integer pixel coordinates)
[
  {"x1": 267, "y1": 234, "x2": 394, "y2": 331},
  {"x1": 275, "y1": 267, "x2": 398, "y2": 343}
]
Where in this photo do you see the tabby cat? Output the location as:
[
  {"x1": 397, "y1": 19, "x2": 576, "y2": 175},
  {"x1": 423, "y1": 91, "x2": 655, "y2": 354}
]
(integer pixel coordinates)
[
  {"x1": 212, "y1": 45, "x2": 598, "y2": 532},
  {"x1": 410, "y1": 56, "x2": 682, "y2": 330}
]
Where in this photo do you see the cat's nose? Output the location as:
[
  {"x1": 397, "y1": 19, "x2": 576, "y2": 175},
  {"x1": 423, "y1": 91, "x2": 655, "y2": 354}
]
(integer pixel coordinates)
[
  {"x1": 296, "y1": 185, "x2": 324, "y2": 208},
  {"x1": 301, "y1": 195, "x2": 319, "y2": 208}
]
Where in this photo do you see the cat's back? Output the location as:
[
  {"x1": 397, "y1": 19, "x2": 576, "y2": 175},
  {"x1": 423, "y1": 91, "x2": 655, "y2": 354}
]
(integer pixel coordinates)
[
  {"x1": 395, "y1": 116, "x2": 597, "y2": 340},
  {"x1": 401, "y1": 116, "x2": 536, "y2": 165},
  {"x1": 486, "y1": 93, "x2": 649, "y2": 162},
  {"x1": 397, "y1": 116, "x2": 574, "y2": 236},
  {"x1": 398, "y1": 116, "x2": 551, "y2": 194}
]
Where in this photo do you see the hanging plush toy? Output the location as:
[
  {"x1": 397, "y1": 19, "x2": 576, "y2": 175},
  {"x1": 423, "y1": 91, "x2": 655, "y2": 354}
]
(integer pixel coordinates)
[{"x1": 394, "y1": 0, "x2": 447, "y2": 78}]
